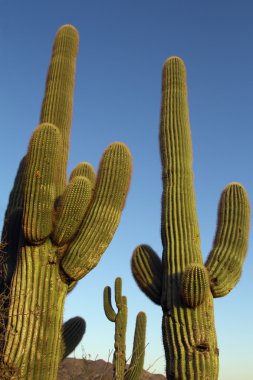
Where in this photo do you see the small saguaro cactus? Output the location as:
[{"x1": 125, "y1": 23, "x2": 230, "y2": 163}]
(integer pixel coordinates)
[
  {"x1": 131, "y1": 57, "x2": 250, "y2": 380},
  {"x1": 103, "y1": 277, "x2": 147, "y2": 380},
  {"x1": 0, "y1": 24, "x2": 132, "y2": 379}
]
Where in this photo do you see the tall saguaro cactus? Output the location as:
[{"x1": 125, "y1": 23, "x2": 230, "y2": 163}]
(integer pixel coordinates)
[
  {"x1": 131, "y1": 57, "x2": 250, "y2": 380},
  {"x1": 104, "y1": 277, "x2": 147, "y2": 380},
  {"x1": 0, "y1": 25, "x2": 132, "y2": 379}
]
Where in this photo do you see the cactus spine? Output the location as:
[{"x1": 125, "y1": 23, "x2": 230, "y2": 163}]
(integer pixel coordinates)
[
  {"x1": 131, "y1": 57, "x2": 250, "y2": 379},
  {"x1": 103, "y1": 277, "x2": 147, "y2": 380},
  {"x1": 0, "y1": 25, "x2": 132, "y2": 379}
]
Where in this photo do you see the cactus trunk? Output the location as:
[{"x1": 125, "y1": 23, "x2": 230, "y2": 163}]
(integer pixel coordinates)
[
  {"x1": 4, "y1": 245, "x2": 67, "y2": 379},
  {"x1": 160, "y1": 58, "x2": 219, "y2": 379}
]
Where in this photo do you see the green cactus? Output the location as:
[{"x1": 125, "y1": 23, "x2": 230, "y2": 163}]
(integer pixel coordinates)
[
  {"x1": 103, "y1": 277, "x2": 147, "y2": 380},
  {"x1": 0, "y1": 24, "x2": 132, "y2": 379},
  {"x1": 131, "y1": 57, "x2": 250, "y2": 380},
  {"x1": 61, "y1": 316, "x2": 86, "y2": 361}
]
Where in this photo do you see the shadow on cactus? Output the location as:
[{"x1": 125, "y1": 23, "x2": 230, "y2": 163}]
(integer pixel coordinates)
[
  {"x1": 104, "y1": 277, "x2": 147, "y2": 380},
  {"x1": 0, "y1": 24, "x2": 132, "y2": 379},
  {"x1": 131, "y1": 57, "x2": 250, "y2": 380}
]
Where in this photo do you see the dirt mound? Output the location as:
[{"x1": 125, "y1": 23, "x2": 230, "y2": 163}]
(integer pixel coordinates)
[{"x1": 58, "y1": 357, "x2": 166, "y2": 380}]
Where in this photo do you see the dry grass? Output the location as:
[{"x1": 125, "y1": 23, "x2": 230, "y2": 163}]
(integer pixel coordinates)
[{"x1": 58, "y1": 345, "x2": 165, "y2": 380}]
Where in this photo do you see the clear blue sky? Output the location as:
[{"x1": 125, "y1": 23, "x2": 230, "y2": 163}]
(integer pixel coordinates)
[{"x1": 0, "y1": 1, "x2": 253, "y2": 378}]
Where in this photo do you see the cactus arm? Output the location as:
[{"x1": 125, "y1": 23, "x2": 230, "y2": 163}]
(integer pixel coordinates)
[
  {"x1": 104, "y1": 286, "x2": 117, "y2": 322},
  {"x1": 131, "y1": 245, "x2": 162, "y2": 305},
  {"x1": 1, "y1": 159, "x2": 25, "y2": 291},
  {"x1": 55, "y1": 162, "x2": 96, "y2": 246},
  {"x1": 0, "y1": 209, "x2": 23, "y2": 286},
  {"x1": 180, "y1": 264, "x2": 210, "y2": 308},
  {"x1": 69, "y1": 162, "x2": 96, "y2": 187},
  {"x1": 205, "y1": 182, "x2": 250, "y2": 297},
  {"x1": 1, "y1": 157, "x2": 26, "y2": 289},
  {"x1": 61, "y1": 143, "x2": 132, "y2": 280},
  {"x1": 3, "y1": 156, "x2": 26, "y2": 220},
  {"x1": 40, "y1": 25, "x2": 79, "y2": 192},
  {"x1": 66, "y1": 280, "x2": 78, "y2": 293},
  {"x1": 124, "y1": 311, "x2": 147, "y2": 380},
  {"x1": 60, "y1": 316, "x2": 86, "y2": 361},
  {"x1": 22, "y1": 123, "x2": 62, "y2": 243},
  {"x1": 52, "y1": 176, "x2": 92, "y2": 246}
]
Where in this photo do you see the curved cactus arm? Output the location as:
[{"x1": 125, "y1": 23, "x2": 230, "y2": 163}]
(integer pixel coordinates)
[
  {"x1": 205, "y1": 182, "x2": 250, "y2": 298},
  {"x1": 66, "y1": 280, "x2": 78, "y2": 294},
  {"x1": 131, "y1": 245, "x2": 162, "y2": 305},
  {"x1": 23, "y1": 123, "x2": 62, "y2": 243},
  {"x1": 62, "y1": 162, "x2": 96, "y2": 291},
  {"x1": 52, "y1": 176, "x2": 92, "y2": 246},
  {"x1": 1, "y1": 209, "x2": 23, "y2": 286},
  {"x1": 3, "y1": 156, "x2": 26, "y2": 221},
  {"x1": 180, "y1": 264, "x2": 210, "y2": 308},
  {"x1": 60, "y1": 316, "x2": 86, "y2": 361},
  {"x1": 125, "y1": 311, "x2": 147, "y2": 380},
  {"x1": 61, "y1": 143, "x2": 132, "y2": 281},
  {"x1": 104, "y1": 286, "x2": 116, "y2": 322},
  {"x1": 1, "y1": 157, "x2": 26, "y2": 293}
]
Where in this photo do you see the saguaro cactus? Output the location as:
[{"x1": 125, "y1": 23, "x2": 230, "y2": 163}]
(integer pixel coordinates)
[
  {"x1": 131, "y1": 57, "x2": 250, "y2": 380},
  {"x1": 103, "y1": 277, "x2": 147, "y2": 380},
  {"x1": 0, "y1": 25, "x2": 132, "y2": 379}
]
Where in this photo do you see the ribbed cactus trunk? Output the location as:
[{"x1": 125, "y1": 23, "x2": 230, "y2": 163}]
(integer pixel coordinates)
[
  {"x1": 131, "y1": 57, "x2": 250, "y2": 380},
  {"x1": 160, "y1": 58, "x2": 218, "y2": 379},
  {"x1": 4, "y1": 245, "x2": 68, "y2": 378}
]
